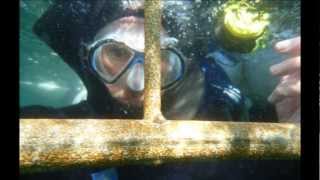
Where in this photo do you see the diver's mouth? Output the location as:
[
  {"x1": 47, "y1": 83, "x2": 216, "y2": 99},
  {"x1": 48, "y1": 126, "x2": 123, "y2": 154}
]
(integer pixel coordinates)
[{"x1": 118, "y1": 95, "x2": 144, "y2": 107}]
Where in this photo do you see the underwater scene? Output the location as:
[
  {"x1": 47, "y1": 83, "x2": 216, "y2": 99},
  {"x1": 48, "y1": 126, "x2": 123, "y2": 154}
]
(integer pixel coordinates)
[
  {"x1": 20, "y1": 0, "x2": 88, "y2": 108},
  {"x1": 20, "y1": 0, "x2": 300, "y2": 122},
  {"x1": 20, "y1": 0, "x2": 300, "y2": 180}
]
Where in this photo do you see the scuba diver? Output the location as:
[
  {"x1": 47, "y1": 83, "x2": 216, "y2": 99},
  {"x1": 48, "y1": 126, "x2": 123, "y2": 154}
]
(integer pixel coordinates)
[
  {"x1": 20, "y1": 0, "x2": 299, "y2": 180},
  {"x1": 21, "y1": 0, "x2": 247, "y2": 121}
]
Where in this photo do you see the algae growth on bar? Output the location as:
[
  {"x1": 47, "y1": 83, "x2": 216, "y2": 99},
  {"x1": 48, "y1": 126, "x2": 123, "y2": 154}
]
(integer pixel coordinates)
[
  {"x1": 143, "y1": 0, "x2": 164, "y2": 121},
  {"x1": 20, "y1": 119, "x2": 300, "y2": 174}
]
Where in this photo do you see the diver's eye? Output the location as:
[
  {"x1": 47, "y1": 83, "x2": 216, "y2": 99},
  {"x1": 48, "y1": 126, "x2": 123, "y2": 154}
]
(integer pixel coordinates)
[
  {"x1": 95, "y1": 43, "x2": 135, "y2": 78},
  {"x1": 101, "y1": 43, "x2": 133, "y2": 63}
]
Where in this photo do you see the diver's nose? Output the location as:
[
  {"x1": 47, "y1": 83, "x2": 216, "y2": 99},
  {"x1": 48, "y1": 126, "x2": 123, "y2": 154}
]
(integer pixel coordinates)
[{"x1": 127, "y1": 63, "x2": 144, "y2": 92}]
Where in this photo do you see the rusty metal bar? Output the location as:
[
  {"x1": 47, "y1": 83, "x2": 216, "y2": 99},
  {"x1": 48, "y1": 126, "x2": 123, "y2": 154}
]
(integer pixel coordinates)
[
  {"x1": 20, "y1": 119, "x2": 300, "y2": 174},
  {"x1": 144, "y1": 0, "x2": 164, "y2": 121}
]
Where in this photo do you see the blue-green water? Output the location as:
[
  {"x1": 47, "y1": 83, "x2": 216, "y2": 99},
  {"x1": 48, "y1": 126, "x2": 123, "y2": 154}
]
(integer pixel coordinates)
[{"x1": 20, "y1": 0, "x2": 87, "y2": 108}]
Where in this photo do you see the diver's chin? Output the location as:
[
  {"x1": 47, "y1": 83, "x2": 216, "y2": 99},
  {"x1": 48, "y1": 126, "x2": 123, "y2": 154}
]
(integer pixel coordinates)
[
  {"x1": 117, "y1": 95, "x2": 144, "y2": 108},
  {"x1": 105, "y1": 84, "x2": 143, "y2": 107}
]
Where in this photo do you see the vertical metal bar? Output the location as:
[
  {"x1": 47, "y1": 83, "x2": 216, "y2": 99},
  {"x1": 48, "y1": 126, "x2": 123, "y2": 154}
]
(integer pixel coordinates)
[{"x1": 144, "y1": 0, "x2": 165, "y2": 121}]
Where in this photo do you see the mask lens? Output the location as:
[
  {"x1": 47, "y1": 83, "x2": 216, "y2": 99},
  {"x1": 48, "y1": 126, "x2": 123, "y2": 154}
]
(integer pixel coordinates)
[
  {"x1": 93, "y1": 42, "x2": 134, "y2": 82},
  {"x1": 161, "y1": 50, "x2": 183, "y2": 88}
]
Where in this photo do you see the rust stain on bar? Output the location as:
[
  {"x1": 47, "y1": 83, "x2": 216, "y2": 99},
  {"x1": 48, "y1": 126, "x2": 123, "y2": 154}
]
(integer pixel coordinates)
[
  {"x1": 20, "y1": 119, "x2": 300, "y2": 174},
  {"x1": 144, "y1": 0, "x2": 164, "y2": 121}
]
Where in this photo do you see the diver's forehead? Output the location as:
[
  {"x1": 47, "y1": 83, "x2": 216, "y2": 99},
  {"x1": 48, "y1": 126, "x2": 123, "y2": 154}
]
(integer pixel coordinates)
[
  {"x1": 103, "y1": 29, "x2": 145, "y2": 52},
  {"x1": 95, "y1": 16, "x2": 144, "y2": 51},
  {"x1": 121, "y1": 0, "x2": 144, "y2": 10},
  {"x1": 94, "y1": 16, "x2": 167, "y2": 52}
]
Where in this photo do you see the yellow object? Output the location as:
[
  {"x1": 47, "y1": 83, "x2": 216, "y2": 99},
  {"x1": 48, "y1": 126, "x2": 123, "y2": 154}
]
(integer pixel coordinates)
[{"x1": 223, "y1": 2, "x2": 269, "y2": 39}]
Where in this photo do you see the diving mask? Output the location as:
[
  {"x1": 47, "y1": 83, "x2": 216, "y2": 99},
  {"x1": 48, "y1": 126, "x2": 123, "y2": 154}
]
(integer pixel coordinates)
[{"x1": 84, "y1": 38, "x2": 186, "y2": 90}]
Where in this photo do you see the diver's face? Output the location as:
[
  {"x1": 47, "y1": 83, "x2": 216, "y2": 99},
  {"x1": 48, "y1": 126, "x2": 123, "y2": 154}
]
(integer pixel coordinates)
[{"x1": 94, "y1": 16, "x2": 167, "y2": 107}]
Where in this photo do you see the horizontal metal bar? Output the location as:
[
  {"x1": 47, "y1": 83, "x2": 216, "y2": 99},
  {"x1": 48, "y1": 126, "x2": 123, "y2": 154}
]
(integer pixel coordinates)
[{"x1": 20, "y1": 119, "x2": 300, "y2": 174}]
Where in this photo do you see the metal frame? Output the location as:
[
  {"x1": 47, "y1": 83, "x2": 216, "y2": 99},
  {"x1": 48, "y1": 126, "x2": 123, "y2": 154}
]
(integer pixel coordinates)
[{"x1": 20, "y1": 0, "x2": 300, "y2": 174}]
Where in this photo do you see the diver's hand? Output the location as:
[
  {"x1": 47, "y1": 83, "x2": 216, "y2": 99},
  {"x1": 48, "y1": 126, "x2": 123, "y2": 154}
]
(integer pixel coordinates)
[{"x1": 268, "y1": 36, "x2": 300, "y2": 122}]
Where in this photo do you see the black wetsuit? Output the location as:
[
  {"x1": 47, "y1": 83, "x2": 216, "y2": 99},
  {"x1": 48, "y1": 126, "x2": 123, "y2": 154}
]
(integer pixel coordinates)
[{"x1": 20, "y1": 1, "x2": 300, "y2": 180}]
